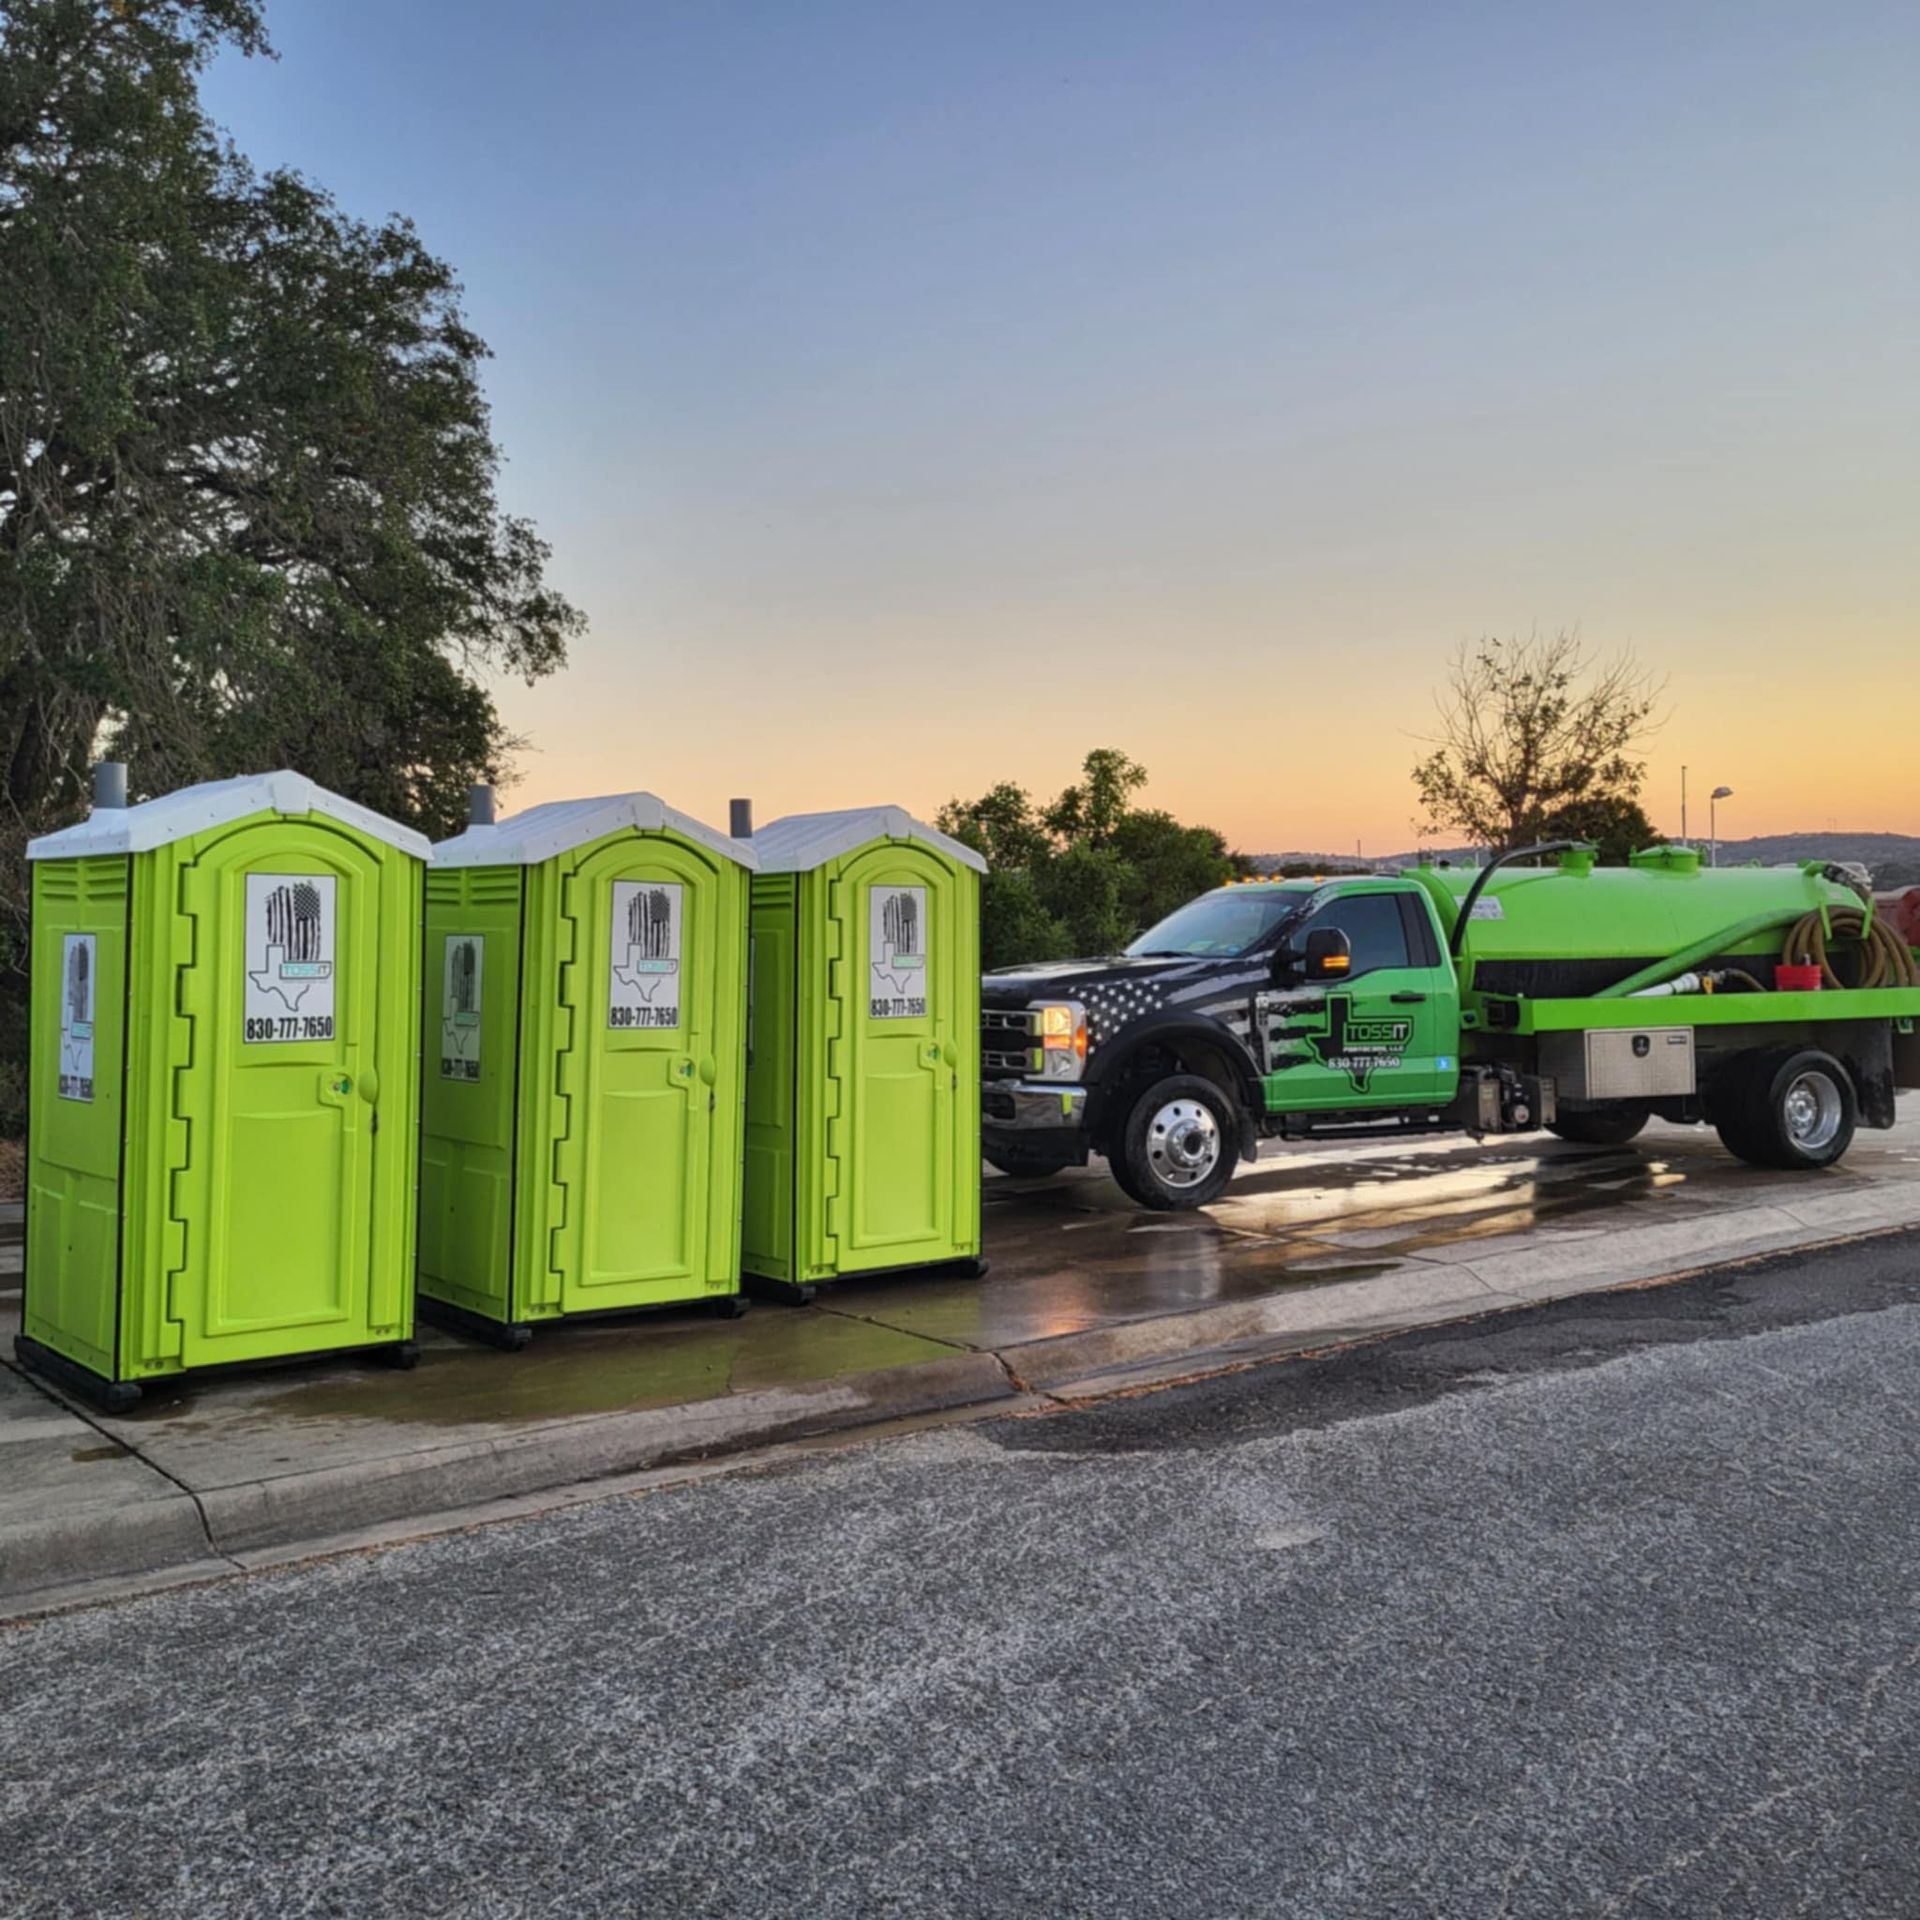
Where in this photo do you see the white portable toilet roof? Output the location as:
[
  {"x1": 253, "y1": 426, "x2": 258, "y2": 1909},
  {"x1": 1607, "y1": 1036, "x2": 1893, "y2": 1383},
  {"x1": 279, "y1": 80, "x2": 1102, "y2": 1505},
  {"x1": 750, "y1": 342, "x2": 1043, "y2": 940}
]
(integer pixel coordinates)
[
  {"x1": 748, "y1": 807, "x2": 987, "y2": 875},
  {"x1": 433, "y1": 791, "x2": 756, "y2": 870},
  {"x1": 27, "y1": 770, "x2": 432, "y2": 861}
]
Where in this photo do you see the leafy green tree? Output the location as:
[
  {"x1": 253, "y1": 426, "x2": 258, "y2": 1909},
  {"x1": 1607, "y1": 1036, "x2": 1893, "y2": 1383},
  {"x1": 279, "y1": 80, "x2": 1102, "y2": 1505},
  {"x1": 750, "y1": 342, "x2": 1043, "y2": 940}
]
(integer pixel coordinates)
[
  {"x1": 941, "y1": 749, "x2": 1239, "y2": 964},
  {"x1": 938, "y1": 788, "x2": 1067, "y2": 968},
  {"x1": 1044, "y1": 841, "x2": 1135, "y2": 956},
  {"x1": 938, "y1": 781, "x2": 1053, "y2": 873},
  {"x1": 0, "y1": 0, "x2": 580, "y2": 1130},
  {"x1": 1110, "y1": 810, "x2": 1244, "y2": 932},
  {"x1": 1539, "y1": 791, "x2": 1664, "y2": 865},
  {"x1": 1412, "y1": 632, "x2": 1662, "y2": 853},
  {"x1": 973, "y1": 869, "x2": 1072, "y2": 972},
  {"x1": 1042, "y1": 748, "x2": 1145, "y2": 846}
]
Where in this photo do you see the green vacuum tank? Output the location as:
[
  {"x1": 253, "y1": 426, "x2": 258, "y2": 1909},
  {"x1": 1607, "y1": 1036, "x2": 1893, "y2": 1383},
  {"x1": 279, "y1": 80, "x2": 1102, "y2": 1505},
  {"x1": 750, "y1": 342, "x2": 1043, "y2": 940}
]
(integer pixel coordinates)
[{"x1": 1405, "y1": 845, "x2": 1868, "y2": 995}]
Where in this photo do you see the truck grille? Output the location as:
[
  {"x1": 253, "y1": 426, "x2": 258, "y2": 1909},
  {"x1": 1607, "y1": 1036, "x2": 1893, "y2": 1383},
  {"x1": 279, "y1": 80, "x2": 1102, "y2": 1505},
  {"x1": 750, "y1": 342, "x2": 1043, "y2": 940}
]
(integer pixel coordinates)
[{"x1": 980, "y1": 1006, "x2": 1038, "y2": 1080}]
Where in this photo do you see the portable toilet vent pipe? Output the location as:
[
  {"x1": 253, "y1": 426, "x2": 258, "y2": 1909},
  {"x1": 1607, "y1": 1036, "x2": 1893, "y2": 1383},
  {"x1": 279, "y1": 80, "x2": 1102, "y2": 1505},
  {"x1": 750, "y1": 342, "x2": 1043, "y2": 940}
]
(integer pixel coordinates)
[
  {"x1": 18, "y1": 769, "x2": 429, "y2": 1410},
  {"x1": 739, "y1": 806, "x2": 987, "y2": 1304},
  {"x1": 418, "y1": 791, "x2": 756, "y2": 1347},
  {"x1": 93, "y1": 761, "x2": 128, "y2": 811}
]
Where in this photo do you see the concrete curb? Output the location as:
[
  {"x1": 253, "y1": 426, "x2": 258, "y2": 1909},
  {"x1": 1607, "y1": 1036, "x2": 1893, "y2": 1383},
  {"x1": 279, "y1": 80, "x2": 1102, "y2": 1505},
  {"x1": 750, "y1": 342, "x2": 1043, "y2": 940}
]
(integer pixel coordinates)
[
  {"x1": 998, "y1": 1265, "x2": 1516, "y2": 1389},
  {"x1": 192, "y1": 1348, "x2": 1016, "y2": 1557},
  {"x1": 2, "y1": 1490, "x2": 214, "y2": 1601}
]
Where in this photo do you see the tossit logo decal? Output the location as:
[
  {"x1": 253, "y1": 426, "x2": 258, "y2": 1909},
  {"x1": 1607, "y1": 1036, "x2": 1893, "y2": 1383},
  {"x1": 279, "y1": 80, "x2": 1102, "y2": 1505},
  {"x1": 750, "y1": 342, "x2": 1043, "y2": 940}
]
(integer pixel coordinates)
[
  {"x1": 870, "y1": 885, "x2": 929, "y2": 1019},
  {"x1": 1303, "y1": 995, "x2": 1412, "y2": 1092},
  {"x1": 441, "y1": 934, "x2": 484, "y2": 1079},
  {"x1": 609, "y1": 881, "x2": 682, "y2": 1030},
  {"x1": 243, "y1": 873, "x2": 337, "y2": 1042},
  {"x1": 59, "y1": 933, "x2": 96, "y2": 1100}
]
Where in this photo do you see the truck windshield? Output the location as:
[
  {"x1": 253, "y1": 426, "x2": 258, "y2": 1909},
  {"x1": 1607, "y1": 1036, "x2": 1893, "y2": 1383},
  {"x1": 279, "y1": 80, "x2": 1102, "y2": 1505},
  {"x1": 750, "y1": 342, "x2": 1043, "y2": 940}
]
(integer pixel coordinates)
[{"x1": 1126, "y1": 890, "x2": 1306, "y2": 958}]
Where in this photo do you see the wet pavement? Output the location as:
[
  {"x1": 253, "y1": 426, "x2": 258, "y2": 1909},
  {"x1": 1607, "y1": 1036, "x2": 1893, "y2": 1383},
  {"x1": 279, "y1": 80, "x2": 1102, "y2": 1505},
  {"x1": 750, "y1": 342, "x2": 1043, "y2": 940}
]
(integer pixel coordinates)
[
  {"x1": 6, "y1": 1117, "x2": 1920, "y2": 1596},
  {"x1": 17, "y1": 1117, "x2": 1920, "y2": 1436},
  {"x1": 30, "y1": 1117, "x2": 1914, "y2": 1432},
  {"x1": 951, "y1": 1109, "x2": 1920, "y2": 1311}
]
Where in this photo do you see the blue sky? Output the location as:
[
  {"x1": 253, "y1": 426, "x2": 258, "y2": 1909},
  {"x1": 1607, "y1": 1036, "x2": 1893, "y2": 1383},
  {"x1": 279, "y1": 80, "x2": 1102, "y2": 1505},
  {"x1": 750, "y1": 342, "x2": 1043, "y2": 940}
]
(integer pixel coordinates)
[{"x1": 204, "y1": 1, "x2": 1920, "y2": 849}]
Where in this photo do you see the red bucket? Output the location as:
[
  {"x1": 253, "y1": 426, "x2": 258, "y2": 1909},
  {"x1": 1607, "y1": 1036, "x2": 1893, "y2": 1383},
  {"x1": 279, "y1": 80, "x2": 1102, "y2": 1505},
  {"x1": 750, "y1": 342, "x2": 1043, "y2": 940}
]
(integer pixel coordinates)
[{"x1": 1774, "y1": 963, "x2": 1824, "y2": 993}]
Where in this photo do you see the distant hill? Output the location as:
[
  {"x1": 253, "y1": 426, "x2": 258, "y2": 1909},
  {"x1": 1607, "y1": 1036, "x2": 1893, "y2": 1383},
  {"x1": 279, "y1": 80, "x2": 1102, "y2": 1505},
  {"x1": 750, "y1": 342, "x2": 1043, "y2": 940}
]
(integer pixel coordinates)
[{"x1": 1249, "y1": 833, "x2": 1920, "y2": 890}]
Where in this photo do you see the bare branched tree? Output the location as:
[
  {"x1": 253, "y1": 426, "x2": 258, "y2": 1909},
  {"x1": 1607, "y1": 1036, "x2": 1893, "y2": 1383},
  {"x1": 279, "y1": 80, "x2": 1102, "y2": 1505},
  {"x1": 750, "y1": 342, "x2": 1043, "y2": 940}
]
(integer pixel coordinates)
[{"x1": 1412, "y1": 631, "x2": 1664, "y2": 853}]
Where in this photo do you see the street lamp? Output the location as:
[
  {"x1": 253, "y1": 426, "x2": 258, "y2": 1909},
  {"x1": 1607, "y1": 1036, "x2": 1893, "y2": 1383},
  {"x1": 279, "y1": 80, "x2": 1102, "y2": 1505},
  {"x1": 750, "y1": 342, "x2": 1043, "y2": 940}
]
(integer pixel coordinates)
[{"x1": 1710, "y1": 786, "x2": 1733, "y2": 866}]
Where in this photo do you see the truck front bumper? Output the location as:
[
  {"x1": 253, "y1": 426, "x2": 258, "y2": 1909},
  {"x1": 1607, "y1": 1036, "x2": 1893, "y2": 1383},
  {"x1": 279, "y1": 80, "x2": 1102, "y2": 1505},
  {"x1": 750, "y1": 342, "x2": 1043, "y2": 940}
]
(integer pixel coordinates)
[{"x1": 982, "y1": 1080, "x2": 1089, "y2": 1134}]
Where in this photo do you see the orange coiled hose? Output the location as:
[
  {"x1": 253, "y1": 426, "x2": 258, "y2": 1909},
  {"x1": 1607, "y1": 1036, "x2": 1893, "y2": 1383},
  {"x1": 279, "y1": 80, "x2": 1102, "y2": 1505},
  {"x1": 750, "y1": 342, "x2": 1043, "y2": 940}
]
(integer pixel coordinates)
[{"x1": 1781, "y1": 906, "x2": 1920, "y2": 991}]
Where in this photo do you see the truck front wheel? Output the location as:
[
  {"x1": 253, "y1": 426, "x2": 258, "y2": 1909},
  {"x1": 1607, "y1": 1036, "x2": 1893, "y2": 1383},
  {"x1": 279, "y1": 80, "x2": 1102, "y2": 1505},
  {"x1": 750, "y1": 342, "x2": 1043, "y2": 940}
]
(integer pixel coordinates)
[
  {"x1": 1110, "y1": 1073, "x2": 1241, "y2": 1211},
  {"x1": 1548, "y1": 1104, "x2": 1650, "y2": 1147},
  {"x1": 1714, "y1": 1048, "x2": 1857, "y2": 1171}
]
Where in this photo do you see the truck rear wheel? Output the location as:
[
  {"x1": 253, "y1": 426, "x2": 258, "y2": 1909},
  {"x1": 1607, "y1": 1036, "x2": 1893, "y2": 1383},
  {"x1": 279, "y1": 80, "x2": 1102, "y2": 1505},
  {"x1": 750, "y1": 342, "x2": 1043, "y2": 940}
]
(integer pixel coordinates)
[
  {"x1": 1714, "y1": 1048, "x2": 1857, "y2": 1171},
  {"x1": 1548, "y1": 1104, "x2": 1650, "y2": 1147},
  {"x1": 1110, "y1": 1073, "x2": 1240, "y2": 1211}
]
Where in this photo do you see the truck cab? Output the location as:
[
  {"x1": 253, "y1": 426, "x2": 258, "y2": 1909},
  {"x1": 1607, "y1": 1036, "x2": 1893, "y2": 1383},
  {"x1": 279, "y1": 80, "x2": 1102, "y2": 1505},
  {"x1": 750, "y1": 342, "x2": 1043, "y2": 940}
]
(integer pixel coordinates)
[
  {"x1": 982, "y1": 876, "x2": 1479, "y2": 1207},
  {"x1": 982, "y1": 855, "x2": 1920, "y2": 1209}
]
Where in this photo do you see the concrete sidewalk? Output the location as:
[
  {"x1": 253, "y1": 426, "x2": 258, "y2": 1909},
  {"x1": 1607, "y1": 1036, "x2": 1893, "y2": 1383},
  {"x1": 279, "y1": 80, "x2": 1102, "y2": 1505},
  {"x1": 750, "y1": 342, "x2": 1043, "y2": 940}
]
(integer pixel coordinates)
[{"x1": 7, "y1": 1123, "x2": 1920, "y2": 1614}]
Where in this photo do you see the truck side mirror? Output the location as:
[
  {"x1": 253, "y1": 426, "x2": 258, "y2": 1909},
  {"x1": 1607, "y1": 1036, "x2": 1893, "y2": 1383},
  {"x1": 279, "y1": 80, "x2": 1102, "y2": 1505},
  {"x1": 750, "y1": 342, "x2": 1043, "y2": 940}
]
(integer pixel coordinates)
[{"x1": 1302, "y1": 927, "x2": 1352, "y2": 980}]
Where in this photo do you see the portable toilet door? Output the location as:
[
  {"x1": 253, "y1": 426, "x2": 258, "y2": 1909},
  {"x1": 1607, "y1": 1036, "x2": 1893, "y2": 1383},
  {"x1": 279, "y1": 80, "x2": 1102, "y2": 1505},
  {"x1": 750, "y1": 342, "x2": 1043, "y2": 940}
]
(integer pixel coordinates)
[
  {"x1": 741, "y1": 806, "x2": 986, "y2": 1302},
  {"x1": 19, "y1": 769, "x2": 428, "y2": 1410},
  {"x1": 420, "y1": 790, "x2": 755, "y2": 1345}
]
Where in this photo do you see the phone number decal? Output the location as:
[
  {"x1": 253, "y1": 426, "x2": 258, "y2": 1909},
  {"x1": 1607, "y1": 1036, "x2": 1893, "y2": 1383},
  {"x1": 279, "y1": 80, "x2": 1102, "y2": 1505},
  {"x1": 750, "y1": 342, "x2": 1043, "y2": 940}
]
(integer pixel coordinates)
[
  {"x1": 245, "y1": 1015, "x2": 336, "y2": 1043},
  {"x1": 609, "y1": 1005, "x2": 679, "y2": 1030}
]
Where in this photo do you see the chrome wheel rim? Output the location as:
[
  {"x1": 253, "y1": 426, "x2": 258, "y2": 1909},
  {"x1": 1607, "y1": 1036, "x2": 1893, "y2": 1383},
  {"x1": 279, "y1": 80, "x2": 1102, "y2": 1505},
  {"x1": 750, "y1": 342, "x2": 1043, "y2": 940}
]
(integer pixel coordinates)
[
  {"x1": 1782, "y1": 1071, "x2": 1844, "y2": 1151},
  {"x1": 1146, "y1": 1099, "x2": 1221, "y2": 1190}
]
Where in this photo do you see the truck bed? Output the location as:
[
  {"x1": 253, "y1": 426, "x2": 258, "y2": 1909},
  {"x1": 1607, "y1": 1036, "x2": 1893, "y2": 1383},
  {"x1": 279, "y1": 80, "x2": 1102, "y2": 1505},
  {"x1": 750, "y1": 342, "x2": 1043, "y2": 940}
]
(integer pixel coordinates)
[{"x1": 1469, "y1": 986, "x2": 1920, "y2": 1035}]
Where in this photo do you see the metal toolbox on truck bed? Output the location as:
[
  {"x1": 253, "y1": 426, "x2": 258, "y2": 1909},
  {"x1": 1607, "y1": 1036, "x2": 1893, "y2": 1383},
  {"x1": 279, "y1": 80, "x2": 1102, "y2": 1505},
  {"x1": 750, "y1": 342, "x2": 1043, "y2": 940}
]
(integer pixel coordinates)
[{"x1": 1540, "y1": 1026, "x2": 1696, "y2": 1103}]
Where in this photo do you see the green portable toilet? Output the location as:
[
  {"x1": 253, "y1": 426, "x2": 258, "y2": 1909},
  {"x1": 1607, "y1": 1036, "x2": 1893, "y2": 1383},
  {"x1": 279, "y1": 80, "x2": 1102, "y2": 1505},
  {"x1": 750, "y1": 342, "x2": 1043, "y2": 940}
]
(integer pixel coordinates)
[
  {"x1": 739, "y1": 805, "x2": 986, "y2": 1302},
  {"x1": 18, "y1": 766, "x2": 427, "y2": 1410},
  {"x1": 418, "y1": 788, "x2": 754, "y2": 1346}
]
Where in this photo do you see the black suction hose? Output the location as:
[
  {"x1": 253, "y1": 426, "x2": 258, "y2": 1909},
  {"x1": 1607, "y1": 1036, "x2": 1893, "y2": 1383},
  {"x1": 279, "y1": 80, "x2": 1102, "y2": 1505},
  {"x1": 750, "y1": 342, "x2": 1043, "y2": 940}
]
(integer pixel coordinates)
[{"x1": 1448, "y1": 841, "x2": 1591, "y2": 959}]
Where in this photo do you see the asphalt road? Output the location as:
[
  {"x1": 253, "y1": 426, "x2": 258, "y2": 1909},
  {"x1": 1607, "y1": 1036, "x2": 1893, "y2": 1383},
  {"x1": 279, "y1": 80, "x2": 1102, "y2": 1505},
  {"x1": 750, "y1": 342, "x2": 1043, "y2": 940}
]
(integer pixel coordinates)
[{"x1": 4, "y1": 1232, "x2": 1919, "y2": 1919}]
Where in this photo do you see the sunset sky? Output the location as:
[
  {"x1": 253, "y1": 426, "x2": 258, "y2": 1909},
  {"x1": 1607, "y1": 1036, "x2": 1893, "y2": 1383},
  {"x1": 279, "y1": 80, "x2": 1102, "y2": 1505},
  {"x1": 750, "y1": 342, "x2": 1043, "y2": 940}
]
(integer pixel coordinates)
[{"x1": 207, "y1": 1, "x2": 1918, "y2": 854}]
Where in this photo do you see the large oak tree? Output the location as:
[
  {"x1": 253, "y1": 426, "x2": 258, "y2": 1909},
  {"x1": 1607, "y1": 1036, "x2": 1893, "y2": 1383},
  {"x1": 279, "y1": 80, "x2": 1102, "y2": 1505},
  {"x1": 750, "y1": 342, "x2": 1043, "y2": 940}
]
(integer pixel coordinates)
[{"x1": 1, "y1": 0, "x2": 581, "y2": 1125}]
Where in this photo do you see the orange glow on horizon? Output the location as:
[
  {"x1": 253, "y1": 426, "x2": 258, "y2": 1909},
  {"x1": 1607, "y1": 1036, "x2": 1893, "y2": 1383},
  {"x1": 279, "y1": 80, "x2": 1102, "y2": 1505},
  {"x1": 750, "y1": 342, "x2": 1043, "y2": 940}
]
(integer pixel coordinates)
[{"x1": 497, "y1": 608, "x2": 1920, "y2": 858}]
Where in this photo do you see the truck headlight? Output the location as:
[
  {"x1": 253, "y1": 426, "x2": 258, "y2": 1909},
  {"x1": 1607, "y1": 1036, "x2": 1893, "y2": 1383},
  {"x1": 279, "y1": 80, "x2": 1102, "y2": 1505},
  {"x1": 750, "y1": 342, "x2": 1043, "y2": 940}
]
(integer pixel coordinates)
[{"x1": 1033, "y1": 1001, "x2": 1087, "y2": 1081}]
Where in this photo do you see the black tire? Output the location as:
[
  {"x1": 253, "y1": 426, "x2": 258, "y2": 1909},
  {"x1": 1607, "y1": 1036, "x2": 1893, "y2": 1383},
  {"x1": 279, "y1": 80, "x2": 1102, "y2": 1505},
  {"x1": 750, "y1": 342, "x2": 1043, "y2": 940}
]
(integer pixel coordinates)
[
  {"x1": 1714, "y1": 1048, "x2": 1857, "y2": 1171},
  {"x1": 984, "y1": 1146, "x2": 1071, "y2": 1180},
  {"x1": 1548, "y1": 1104, "x2": 1651, "y2": 1146},
  {"x1": 1109, "y1": 1073, "x2": 1241, "y2": 1211}
]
